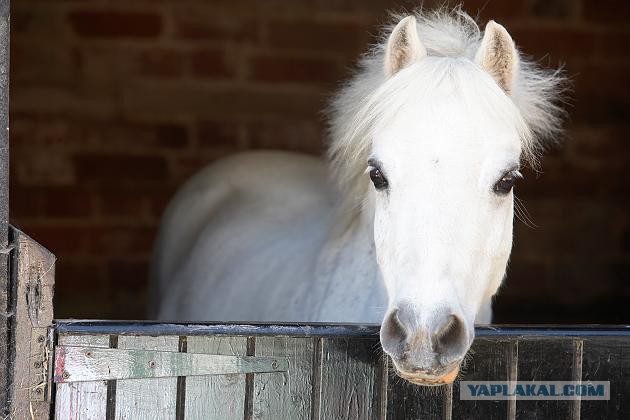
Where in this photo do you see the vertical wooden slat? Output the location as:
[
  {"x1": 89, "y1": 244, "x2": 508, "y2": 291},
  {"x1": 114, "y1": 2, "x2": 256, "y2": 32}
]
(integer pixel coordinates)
[
  {"x1": 319, "y1": 337, "x2": 380, "y2": 420},
  {"x1": 514, "y1": 339, "x2": 575, "y2": 419},
  {"x1": 450, "y1": 338, "x2": 511, "y2": 419},
  {"x1": 569, "y1": 339, "x2": 583, "y2": 420},
  {"x1": 386, "y1": 372, "x2": 444, "y2": 419},
  {"x1": 55, "y1": 335, "x2": 109, "y2": 420},
  {"x1": 0, "y1": 0, "x2": 8, "y2": 414},
  {"x1": 185, "y1": 336, "x2": 247, "y2": 420},
  {"x1": 580, "y1": 337, "x2": 630, "y2": 419},
  {"x1": 114, "y1": 336, "x2": 178, "y2": 420},
  {"x1": 252, "y1": 336, "x2": 314, "y2": 420}
]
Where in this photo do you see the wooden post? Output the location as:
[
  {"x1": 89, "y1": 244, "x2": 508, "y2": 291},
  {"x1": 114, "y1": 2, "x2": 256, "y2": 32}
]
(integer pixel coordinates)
[
  {"x1": 7, "y1": 228, "x2": 55, "y2": 419},
  {"x1": 0, "y1": 0, "x2": 10, "y2": 417}
]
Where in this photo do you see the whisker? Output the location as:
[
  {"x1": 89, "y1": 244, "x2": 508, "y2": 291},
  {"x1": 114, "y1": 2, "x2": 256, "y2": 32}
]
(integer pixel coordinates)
[{"x1": 514, "y1": 195, "x2": 537, "y2": 229}]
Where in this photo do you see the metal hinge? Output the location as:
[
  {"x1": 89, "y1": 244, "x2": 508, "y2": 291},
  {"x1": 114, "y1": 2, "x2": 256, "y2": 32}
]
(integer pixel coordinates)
[{"x1": 53, "y1": 346, "x2": 289, "y2": 383}]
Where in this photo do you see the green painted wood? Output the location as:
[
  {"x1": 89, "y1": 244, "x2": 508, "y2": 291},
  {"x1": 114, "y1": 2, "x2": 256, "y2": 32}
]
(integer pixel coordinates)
[
  {"x1": 185, "y1": 336, "x2": 248, "y2": 420},
  {"x1": 55, "y1": 347, "x2": 286, "y2": 382},
  {"x1": 115, "y1": 336, "x2": 178, "y2": 420},
  {"x1": 319, "y1": 338, "x2": 381, "y2": 420},
  {"x1": 253, "y1": 336, "x2": 314, "y2": 420},
  {"x1": 55, "y1": 335, "x2": 109, "y2": 420},
  {"x1": 515, "y1": 339, "x2": 575, "y2": 419}
]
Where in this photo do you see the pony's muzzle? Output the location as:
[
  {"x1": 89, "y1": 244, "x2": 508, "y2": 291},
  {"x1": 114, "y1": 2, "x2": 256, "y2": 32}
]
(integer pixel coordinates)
[{"x1": 380, "y1": 303, "x2": 472, "y2": 385}]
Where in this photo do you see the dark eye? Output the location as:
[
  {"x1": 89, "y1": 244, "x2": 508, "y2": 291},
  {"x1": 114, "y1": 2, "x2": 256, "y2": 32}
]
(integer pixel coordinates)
[
  {"x1": 493, "y1": 170, "x2": 522, "y2": 195},
  {"x1": 369, "y1": 167, "x2": 389, "y2": 190}
]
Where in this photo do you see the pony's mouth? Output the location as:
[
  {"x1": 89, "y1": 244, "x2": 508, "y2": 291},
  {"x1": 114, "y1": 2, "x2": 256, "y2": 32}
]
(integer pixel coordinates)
[{"x1": 394, "y1": 363, "x2": 460, "y2": 386}]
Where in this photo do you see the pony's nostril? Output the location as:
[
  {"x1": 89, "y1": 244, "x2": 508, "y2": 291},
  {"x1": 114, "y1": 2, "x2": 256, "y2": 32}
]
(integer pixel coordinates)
[
  {"x1": 381, "y1": 308, "x2": 409, "y2": 350},
  {"x1": 433, "y1": 314, "x2": 467, "y2": 360}
]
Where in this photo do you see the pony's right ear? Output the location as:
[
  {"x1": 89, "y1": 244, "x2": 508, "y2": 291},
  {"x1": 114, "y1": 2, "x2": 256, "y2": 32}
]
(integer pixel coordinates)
[{"x1": 384, "y1": 16, "x2": 427, "y2": 77}]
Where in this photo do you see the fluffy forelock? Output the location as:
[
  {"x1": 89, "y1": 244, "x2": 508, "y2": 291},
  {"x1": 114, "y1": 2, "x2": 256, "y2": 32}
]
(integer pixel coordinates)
[{"x1": 325, "y1": 6, "x2": 567, "y2": 223}]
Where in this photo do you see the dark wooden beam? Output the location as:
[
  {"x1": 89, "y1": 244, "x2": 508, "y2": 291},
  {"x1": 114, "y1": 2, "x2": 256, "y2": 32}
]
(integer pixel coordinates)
[{"x1": 0, "y1": 0, "x2": 10, "y2": 416}]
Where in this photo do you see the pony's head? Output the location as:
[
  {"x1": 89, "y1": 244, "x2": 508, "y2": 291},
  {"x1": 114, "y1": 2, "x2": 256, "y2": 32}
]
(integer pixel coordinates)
[{"x1": 328, "y1": 10, "x2": 565, "y2": 385}]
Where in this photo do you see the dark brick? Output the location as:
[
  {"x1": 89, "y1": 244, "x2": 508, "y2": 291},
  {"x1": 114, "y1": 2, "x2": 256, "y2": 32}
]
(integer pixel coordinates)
[
  {"x1": 68, "y1": 11, "x2": 162, "y2": 38},
  {"x1": 138, "y1": 49, "x2": 185, "y2": 78},
  {"x1": 191, "y1": 49, "x2": 234, "y2": 78},
  {"x1": 249, "y1": 54, "x2": 341, "y2": 84},
  {"x1": 198, "y1": 121, "x2": 242, "y2": 148},
  {"x1": 107, "y1": 259, "x2": 149, "y2": 290},
  {"x1": 74, "y1": 154, "x2": 168, "y2": 182},
  {"x1": 156, "y1": 124, "x2": 189, "y2": 148},
  {"x1": 529, "y1": 0, "x2": 576, "y2": 18},
  {"x1": 41, "y1": 187, "x2": 94, "y2": 219},
  {"x1": 268, "y1": 20, "x2": 369, "y2": 53},
  {"x1": 583, "y1": 0, "x2": 630, "y2": 23},
  {"x1": 174, "y1": 12, "x2": 259, "y2": 42}
]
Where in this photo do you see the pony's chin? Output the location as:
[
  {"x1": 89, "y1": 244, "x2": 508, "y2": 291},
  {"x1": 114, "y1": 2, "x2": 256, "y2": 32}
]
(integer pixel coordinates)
[{"x1": 395, "y1": 364, "x2": 460, "y2": 386}]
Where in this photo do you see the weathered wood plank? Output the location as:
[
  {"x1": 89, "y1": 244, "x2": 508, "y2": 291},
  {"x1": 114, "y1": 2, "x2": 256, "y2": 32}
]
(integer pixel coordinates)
[
  {"x1": 9, "y1": 229, "x2": 55, "y2": 419},
  {"x1": 580, "y1": 337, "x2": 630, "y2": 420},
  {"x1": 55, "y1": 335, "x2": 109, "y2": 420},
  {"x1": 450, "y1": 338, "x2": 512, "y2": 420},
  {"x1": 515, "y1": 338, "x2": 575, "y2": 419},
  {"x1": 253, "y1": 336, "x2": 314, "y2": 420},
  {"x1": 115, "y1": 335, "x2": 179, "y2": 420},
  {"x1": 185, "y1": 335, "x2": 248, "y2": 420},
  {"x1": 319, "y1": 337, "x2": 381, "y2": 420}
]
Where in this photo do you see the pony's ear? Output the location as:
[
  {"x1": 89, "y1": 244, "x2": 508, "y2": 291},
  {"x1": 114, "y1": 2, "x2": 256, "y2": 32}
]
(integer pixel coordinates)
[
  {"x1": 384, "y1": 16, "x2": 427, "y2": 77},
  {"x1": 475, "y1": 21, "x2": 519, "y2": 94}
]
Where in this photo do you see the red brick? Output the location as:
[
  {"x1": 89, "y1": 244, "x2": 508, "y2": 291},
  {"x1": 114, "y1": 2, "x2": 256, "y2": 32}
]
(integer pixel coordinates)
[
  {"x1": 156, "y1": 124, "x2": 189, "y2": 148},
  {"x1": 97, "y1": 189, "x2": 149, "y2": 220},
  {"x1": 191, "y1": 49, "x2": 234, "y2": 78},
  {"x1": 174, "y1": 12, "x2": 259, "y2": 42},
  {"x1": 67, "y1": 11, "x2": 162, "y2": 38},
  {"x1": 247, "y1": 120, "x2": 324, "y2": 153},
  {"x1": 86, "y1": 226, "x2": 157, "y2": 257},
  {"x1": 198, "y1": 121, "x2": 243, "y2": 148},
  {"x1": 107, "y1": 259, "x2": 149, "y2": 290},
  {"x1": 249, "y1": 54, "x2": 341, "y2": 84},
  {"x1": 74, "y1": 154, "x2": 168, "y2": 182},
  {"x1": 41, "y1": 187, "x2": 94, "y2": 219},
  {"x1": 26, "y1": 225, "x2": 89, "y2": 254},
  {"x1": 55, "y1": 259, "x2": 106, "y2": 291},
  {"x1": 268, "y1": 20, "x2": 369, "y2": 53},
  {"x1": 137, "y1": 49, "x2": 185, "y2": 78}
]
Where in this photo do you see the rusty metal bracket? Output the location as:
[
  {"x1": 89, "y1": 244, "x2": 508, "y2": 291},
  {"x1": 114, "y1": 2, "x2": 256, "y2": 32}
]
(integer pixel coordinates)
[{"x1": 53, "y1": 346, "x2": 289, "y2": 383}]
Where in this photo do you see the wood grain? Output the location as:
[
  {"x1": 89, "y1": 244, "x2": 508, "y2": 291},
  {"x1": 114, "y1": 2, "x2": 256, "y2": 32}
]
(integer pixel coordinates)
[
  {"x1": 253, "y1": 336, "x2": 314, "y2": 420},
  {"x1": 115, "y1": 335, "x2": 179, "y2": 420},
  {"x1": 55, "y1": 335, "x2": 109, "y2": 420},
  {"x1": 185, "y1": 335, "x2": 248, "y2": 420},
  {"x1": 319, "y1": 338, "x2": 380, "y2": 420},
  {"x1": 514, "y1": 338, "x2": 575, "y2": 419}
]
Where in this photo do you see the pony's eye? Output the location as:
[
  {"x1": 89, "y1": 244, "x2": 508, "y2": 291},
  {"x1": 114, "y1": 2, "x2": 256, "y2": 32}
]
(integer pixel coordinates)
[
  {"x1": 369, "y1": 167, "x2": 389, "y2": 190},
  {"x1": 493, "y1": 171, "x2": 522, "y2": 195}
]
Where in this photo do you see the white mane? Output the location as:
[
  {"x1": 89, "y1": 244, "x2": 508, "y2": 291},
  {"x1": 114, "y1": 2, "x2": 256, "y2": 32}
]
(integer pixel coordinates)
[{"x1": 326, "y1": 7, "x2": 566, "y2": 223}]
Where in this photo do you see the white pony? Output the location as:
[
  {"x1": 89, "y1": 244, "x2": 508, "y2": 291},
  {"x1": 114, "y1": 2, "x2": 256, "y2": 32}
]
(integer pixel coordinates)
[{"x1": 151, "y1": 8, "x2": 564, "y2": 385}]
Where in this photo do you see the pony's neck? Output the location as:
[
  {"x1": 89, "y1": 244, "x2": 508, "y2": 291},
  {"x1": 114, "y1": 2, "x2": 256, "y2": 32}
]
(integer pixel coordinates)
[{"x1": 313, "y1": 195, "x2": 385, "y2": 322}]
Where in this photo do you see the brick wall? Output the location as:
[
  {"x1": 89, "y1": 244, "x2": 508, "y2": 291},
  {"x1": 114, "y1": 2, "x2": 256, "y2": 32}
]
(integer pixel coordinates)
[{"x1": 9, "y1": 0, "x2": 629, "y2": 321}]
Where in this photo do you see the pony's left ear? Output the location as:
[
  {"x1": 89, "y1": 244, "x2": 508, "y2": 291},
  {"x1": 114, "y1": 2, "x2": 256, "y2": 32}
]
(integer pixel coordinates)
[
  {"x1": 384, "y1": 16, "x2": 427, "y2": 77},
  {"x1": 475, "y1": 21, "x2": 519, "y2": 95}
]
